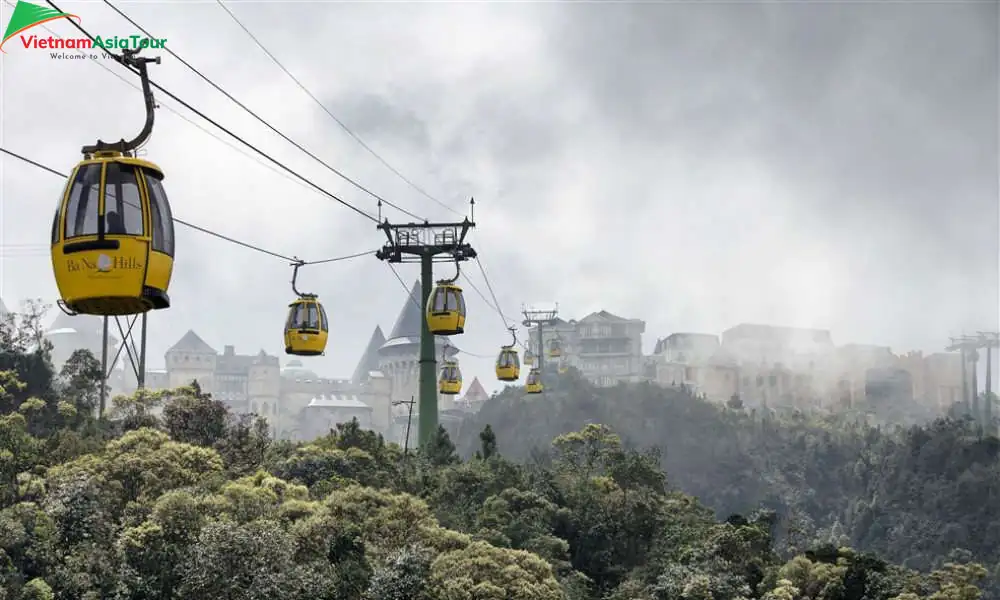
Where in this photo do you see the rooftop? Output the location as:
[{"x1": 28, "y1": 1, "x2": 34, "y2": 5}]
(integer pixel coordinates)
[
  {"x1": 166, "y1": 330, "x2": 216, "y2": 355},
  {"x1": 306, "y1": 394, "x2": 372, "y2": 410}
]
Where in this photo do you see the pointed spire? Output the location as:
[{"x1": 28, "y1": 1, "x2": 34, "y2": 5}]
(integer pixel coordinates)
[
  {"x1": 386, "y1": 280, "x2": 423, "y2": 341},
  {"x1": 352, "y1": 326, "x2": 386, "y2": 383},
  {"x1": 166, "y1": 330, "x2": 216, "y2": 354}
]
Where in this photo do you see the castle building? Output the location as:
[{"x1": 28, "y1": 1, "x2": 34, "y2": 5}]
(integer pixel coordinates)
[
  {"x1": 526, "y1": 310, "x2": 647, "y2": 387},
  {"x1": 369, "y1": 280, "x2": 461, "y2": 444},
  {"x1": 648, "y1": 324, "x2": 965, "y2": 415},
  {"x1": 112, "y1": 279, "x2": 453, "y2": 441},
  {"x1": 46, "y1": 312, "x2": 119, "y2": 372}
]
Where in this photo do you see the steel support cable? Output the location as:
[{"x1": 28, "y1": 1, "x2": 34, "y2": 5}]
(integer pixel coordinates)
[
  {"x1": 1, "y1": 147, "x2": 373, "y2": 266},
  {"x1": 0, "y1": 1, "x2": 325, "y2": 203},
  {"x1": 474, "y1": 256, "x2": 510, "y2": 329},
  {"x1": 214, "y1": 0, "x2": 461, "y2": 218},
  {"x1": 102, "y1": 0, "x2": 424, "y2": 222},
  {"x1": 45, "y1": 0, "x2": 379, "y2": 224}
]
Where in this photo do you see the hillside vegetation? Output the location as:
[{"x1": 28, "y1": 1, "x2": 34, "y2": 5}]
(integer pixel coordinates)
[
  {"x1": 452, "y1": 371, "x2": 1000, "y2": 593},
  {"x1": 0, "y1": 308, "x2": 990, "y2": 599}
]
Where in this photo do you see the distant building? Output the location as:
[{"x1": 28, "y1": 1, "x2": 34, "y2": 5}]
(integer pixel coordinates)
[
  {"x1": 650, "y1": 333, "x2": 739, "y2": 403},
  {"x1": 45, "y1": 312, "x2": 119, "y2": 374},
  {"x1": 119, "y1": 280, "x2": 452, "y2": 441},
  {"x1": 298, "y1": 393, "x2": 374, "y2": 439},
  {"x1": 641, "y1": 323, "x2": 965, "y2": 416},
  {"x1": 456, "y1": 376, "x2": 489, "y2": 412},
  {"x1": 374, "y1": 279, "x2": 460, "y2": 415},
  {"x1": 527, "y1": 310, "x2": 646, "y2": 387}
]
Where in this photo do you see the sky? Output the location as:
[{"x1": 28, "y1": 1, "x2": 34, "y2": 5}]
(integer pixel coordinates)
[{"x1": 0, "y1": 0, "x2": 997, "y2": 395}]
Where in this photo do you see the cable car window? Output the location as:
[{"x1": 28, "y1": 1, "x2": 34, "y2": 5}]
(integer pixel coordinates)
[
  {"x1": 512, "y1": 352, "x2": 520, "y2": 368},
  {"x1": 51, "y1": 176, "x2": 73, "y2": 244},
  {"x1": 457, "y1": 290, "x2": 466, "y2": 313},
  {"x1": 50, "y1": 207, "x2": 61, "y2": 244},
  {"x1": 286, "y1": 305, "x2": 299, "y2": 329},
  {"x1": 145, "y1": 171, "x2": 174, "y2": 256},
  {"x1": 318, "y1": 303, "x2": 329, "y2": 332},
  {"x1": 64, "y1": 164, "x2": 102, "y2": 238},
  {"x1": 445, "y1": 290, "x2": 460, "y2": 311},
  {"x1": 306, "y1": 303, "x2": 320, "y2": 329},
  {"x1": 432, "y1": 289, "x2": 447, "y2": 312},
  {"x1": 103, "y1": 163, "x2": 144, "y2": 235}
]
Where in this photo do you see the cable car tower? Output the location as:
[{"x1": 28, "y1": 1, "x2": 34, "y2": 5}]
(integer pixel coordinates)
[
  {"x1": 522, "y1": 303, "x2": 560, "y2": 390},
  {"x1": 947, "y1": 332, "x2": 1000, "y2": 433},
  {"x1": 375, "y1": 199, "x2": 476, "y2": 447}
]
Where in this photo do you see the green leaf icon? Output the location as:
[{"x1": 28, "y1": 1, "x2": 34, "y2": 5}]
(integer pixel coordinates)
[{"x1": 1, "y1": 0, "x2": 78, "y2": 52}]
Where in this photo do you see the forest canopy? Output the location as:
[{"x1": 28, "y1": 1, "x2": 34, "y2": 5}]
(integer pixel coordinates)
[{"x1": 0, "y1": 305, "x2": 992, "y2": 599}]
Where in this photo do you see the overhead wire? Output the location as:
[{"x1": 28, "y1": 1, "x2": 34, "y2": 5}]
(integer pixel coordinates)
[
  {"x1": 474, "y1": 257, "x2": 509, "y2": 327},
  {"x1": 214, "y1": 0, "x2": 462, "y2": 219},
  {"x1": 0, "y1": 147, "x2": 375, "y2": 266},
  {"x1": 0, "y1": 4, "x2": 363, "y2": 209},
  {"x1": 45, "y1": 0, "x2": 379, "y2": 225},
  {"x1": 101, "y1": 0, "x2": 424, "y2": 223}
]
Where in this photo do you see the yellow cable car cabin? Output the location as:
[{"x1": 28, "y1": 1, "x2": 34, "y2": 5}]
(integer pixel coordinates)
[
  {"x1": 426, "y1": 282, "x2": 466, "y2": 335},
  {"x1": 548, "y1": 339, "x2": 563, "y2": 358},
  {"x1": 51, "y1": 152, "x2": 175, "y2": 316},
  {"x1": 284, "y1": 296, "x2": 329, "y2": 356},
  {"x1": 439, "y1": 361, "x2": 462, "y2": 395},
  {"x1": 496, "y1": 346, "x2": 520, "y2": 382},
  {"x1": 524, "y1": 349, "x2": 536, "y2": 366},
  {"x1": 525, "y1": 368, "x2": 543, "y2": 394}
]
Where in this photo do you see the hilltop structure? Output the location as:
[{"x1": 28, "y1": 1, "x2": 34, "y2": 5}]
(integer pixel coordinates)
[
  {"x1": 648, "y1": 324, "x2": 962, "y2": 416},
  {"x1": 525, "y1": 310, "x2": 647, "y2": 387},
  {"x1": 110, "y1": 280, "x2": 458, "y2": 441}
]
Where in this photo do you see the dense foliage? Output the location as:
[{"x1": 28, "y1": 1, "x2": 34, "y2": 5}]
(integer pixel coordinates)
[
  {"x1": 0, "y1": 306, "x2": 990, "y2": 599},
  {"x1": 453, "y1": 370, "x2": 1000, "y2": 595}
]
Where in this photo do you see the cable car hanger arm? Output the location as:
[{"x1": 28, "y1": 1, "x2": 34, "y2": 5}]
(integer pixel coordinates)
[
  {"x1": 290, "y1": 258, "x2": 309, "y2": 297},
  {"x1": 103, "y1": 0, "x2": 426, "y2": 223},
  {"x1": 439, "y1": 255, "x2": 460, "y2": 285},
  {"x1": 81, "y1": 47, "x2": 160, "y2": 156},
  {"x1": 45, "y1": 0, "x2": 379, "y2": 225}
]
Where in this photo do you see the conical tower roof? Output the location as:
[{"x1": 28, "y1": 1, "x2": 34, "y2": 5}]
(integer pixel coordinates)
[
  {"x1": 386, "y1": 280, "x2": 423, "y2": 341},
  {"x1": 352, "y1": 326, "x2": 386, "y2": 383},
  {"x1": 380, "y1": 279, "x2": 458, "y2": 354},
  {"x1": 166, "y1": 330, "x2": 216, "y2": 354},
  {"x1": 465, "y1": 376, "x2": 487, "y2": 400},
  {"x1": 46, "y1": 311, "x2": 108, "y2": 339}
]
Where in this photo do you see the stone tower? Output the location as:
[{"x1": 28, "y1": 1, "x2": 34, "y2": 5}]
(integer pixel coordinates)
[
  {"x1": 377, "y1": 280, "x2": 459, "y2": 412},
  {"x1": 165, "y1": 330, "x2": 217, "y2": 392},
  {"x1": 45, "y1": 311, "x2": 119, "y2": 374},
  {"x1": 248, "y1": 349, "x2": 280, "y2": 430}
]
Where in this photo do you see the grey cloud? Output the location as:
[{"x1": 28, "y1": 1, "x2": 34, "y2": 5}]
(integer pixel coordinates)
[{"x1": 2, "y1": 0, "x2": 997, "y2": 392}]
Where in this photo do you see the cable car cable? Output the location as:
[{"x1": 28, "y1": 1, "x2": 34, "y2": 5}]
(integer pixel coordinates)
[
  {"x1": 460, "y1": 270, "x2": 517, "y2": 346},
  {"x1": 301, "y1": 249, "x2": 378, "y2": 265},
  {"x1": 102, "y1": 0, "x2": 424, "y2": 223},
  {"x1": 0, "y1": 4, "x2": 354, "y2": 208},
  {"x1": 1, "y1": 147, "x2": 374, "y2": 266},
  {"x1": 473, "y1": 257, "x2": 511, "y2": 330},
  {"x1": 44, "y1": 0, "x2": 380, "y2": 225},
  {"x1": 0, "y1": 144, "x2": 294, "y2": 261},
  {"x1": 212, "y1": 0, "x2": 462, "y2": 219}
]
